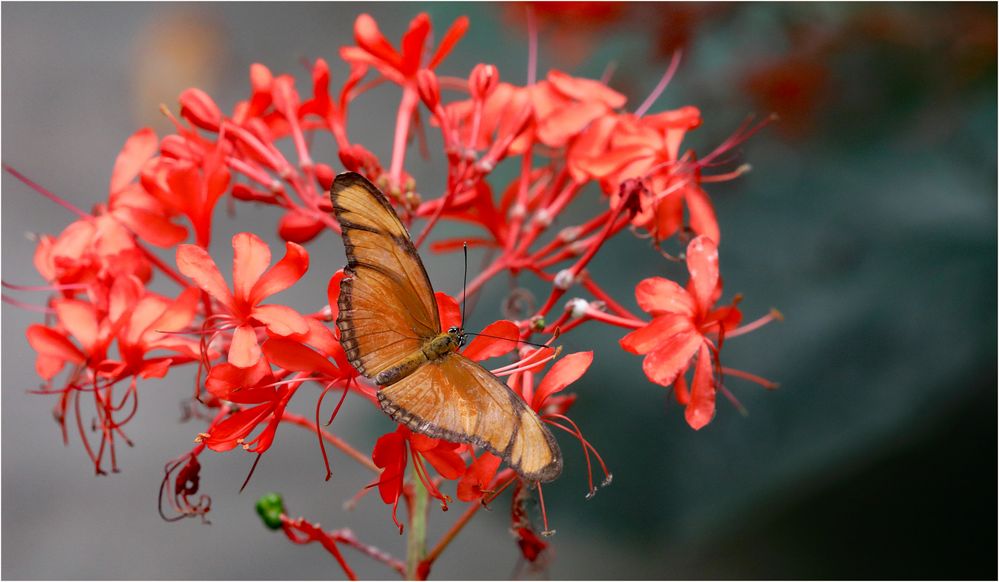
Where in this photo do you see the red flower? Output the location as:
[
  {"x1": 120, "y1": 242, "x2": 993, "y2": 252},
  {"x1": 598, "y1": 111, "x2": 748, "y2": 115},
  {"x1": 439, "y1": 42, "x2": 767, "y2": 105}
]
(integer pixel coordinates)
[
  {"x1": 620, "y1": 235, "x2": 762, "y2": 429},
  {"x1": 141, "y1": 137, "x2": 230, "y2": 247},
  {"x1": 371, "y1": 425, "x2": 466, "y2": 532},
  {"x1": 568, "y1": 107, "x2": 720, "y2": 242},
  {"x1": 176, "y1": 232, "x2": 310, "y2": 368},
  {"x1": 340, "y1": 13, "x2": 468, "y2": 86},
  {"x1": 107, "y1": 128, "x2": 188, "y2": 248},
  {"x1": 33, "y1": 215, "x2": 152, "y2": 306},
  {"x1": 200, "y1": 357, "x2": 297, "y2": 453},
  {"x1": 456, "y1": 452, "x2": 502, "y2": 502}
]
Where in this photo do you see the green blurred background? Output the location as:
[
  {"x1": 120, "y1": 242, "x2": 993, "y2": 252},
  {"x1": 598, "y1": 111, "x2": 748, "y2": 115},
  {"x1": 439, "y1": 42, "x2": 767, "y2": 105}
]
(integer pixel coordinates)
[{"x1": 2, "y1": 3, "x2": 995, "y2": 579}]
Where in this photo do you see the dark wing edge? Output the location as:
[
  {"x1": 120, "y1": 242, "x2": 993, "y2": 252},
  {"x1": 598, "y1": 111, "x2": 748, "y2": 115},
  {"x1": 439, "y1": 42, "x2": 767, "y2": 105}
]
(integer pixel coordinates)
[{"x1": 377, "y1": 353, "x2": 564, "y2": 483}]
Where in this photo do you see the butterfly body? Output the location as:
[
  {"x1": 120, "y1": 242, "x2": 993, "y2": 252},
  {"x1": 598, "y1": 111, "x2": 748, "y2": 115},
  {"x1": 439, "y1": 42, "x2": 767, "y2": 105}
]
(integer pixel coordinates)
[
  {"x1": 374, "y1": 328, "x2": 463, "y2": 386},
  {"x1": 331, "y1": 172, "x2": 563, "y2": 483}
]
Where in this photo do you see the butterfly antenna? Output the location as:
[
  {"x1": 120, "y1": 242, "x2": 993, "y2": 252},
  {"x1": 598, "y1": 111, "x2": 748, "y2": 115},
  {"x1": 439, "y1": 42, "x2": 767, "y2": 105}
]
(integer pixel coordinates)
[
  {"x1": 461, "y1": 242, "x2": 468, "y2": 329},
  {"x1": 464, "y1": 331, "x2": 550, "y2": 349}
]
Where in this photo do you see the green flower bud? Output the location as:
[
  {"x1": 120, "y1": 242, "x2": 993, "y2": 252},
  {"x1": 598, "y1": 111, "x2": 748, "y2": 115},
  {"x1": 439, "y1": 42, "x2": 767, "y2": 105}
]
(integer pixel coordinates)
[{"x1": 255, "y1": 492, "x2": 285, "y2": 530}]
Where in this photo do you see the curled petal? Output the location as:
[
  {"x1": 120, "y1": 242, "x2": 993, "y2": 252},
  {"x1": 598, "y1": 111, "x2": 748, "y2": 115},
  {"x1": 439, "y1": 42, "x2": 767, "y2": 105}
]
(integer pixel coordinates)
[
  {"x1": 327, "y1": 270, "x2": 346, "y2": 324},
  {"x1": 532, "y1": 351, "x2": 593, "y2": 410},
  {"x1": 462, "y1": 320, "x2": 519, "y2": 361},
  {"x1": 686, "y1": 236, "x2": 720, "y2": 314},
  {"x1": 249, "y1": 242, "x2": 309, "y2": 305},
  {"x1": 684, "y1": 343, "x2": 716, "y2": 430}
]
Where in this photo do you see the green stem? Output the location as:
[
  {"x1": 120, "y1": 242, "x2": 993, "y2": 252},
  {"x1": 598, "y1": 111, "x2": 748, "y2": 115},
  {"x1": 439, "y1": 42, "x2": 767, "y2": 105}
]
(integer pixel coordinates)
[{"x1": 405, "y1": 462, "x2": 429, "y2": 580}]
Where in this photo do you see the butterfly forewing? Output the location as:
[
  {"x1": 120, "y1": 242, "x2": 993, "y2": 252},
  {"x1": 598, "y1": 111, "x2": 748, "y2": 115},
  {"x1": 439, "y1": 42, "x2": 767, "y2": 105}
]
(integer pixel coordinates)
[
  {"x1": 378, "y1": 353, "x2": 563, "y2": 483},
  {"x1": 331, "y1": 173, "x2": 440, "y2": 379}
]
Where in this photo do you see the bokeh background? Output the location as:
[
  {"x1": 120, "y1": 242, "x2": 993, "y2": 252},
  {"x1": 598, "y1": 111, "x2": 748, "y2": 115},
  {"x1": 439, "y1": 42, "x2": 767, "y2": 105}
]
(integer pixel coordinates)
[{"x1": 2, "y1": 3, "x2": 995, "y2": 579}]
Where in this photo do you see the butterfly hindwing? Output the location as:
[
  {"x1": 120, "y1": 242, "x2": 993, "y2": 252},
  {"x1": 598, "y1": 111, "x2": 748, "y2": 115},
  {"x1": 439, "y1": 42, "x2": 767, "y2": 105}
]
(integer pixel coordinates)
[
  {"x1": 331, "y1": 172, "x2": 440, "y2": 379},
  {"x1": 378, "y1": 352, "x2": 563, "y2": 483}
]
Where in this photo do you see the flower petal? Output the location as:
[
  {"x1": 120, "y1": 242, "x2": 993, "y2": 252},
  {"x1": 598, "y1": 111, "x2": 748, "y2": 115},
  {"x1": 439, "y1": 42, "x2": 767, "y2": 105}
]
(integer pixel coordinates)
[
  {"x1": 532, "y1": 351, "x2": 593, "y2": 410},
  {"x1": 232, "y1": 232, "x2": 273, "y2": 306},
  {"x1": 435, "y1": 292, "x2": 461, "y2": 331},
  {"x1": 108, "y1": 275, "x2": 143, "y2": 328},
  {"x1": 203, "y1": 403, "x2": 274, "y2": 452},
  {"x1": 327, "y1": 270, "x2": 346, "y2": 323},
  {"x1": 619, "y1": 314, "x2": 693, "y2": 355},
  {"x1": 634, "y1": 277, "x2": 696, "y2": 317},
  {"x1": 53, "y1": 299, "x2": 100, "y2": 353},
  {"x1": 456, "y1": 452, "x2": 501, "y2": 501},
  {"x1": 685, "y1": 343, "x2": 716, "y2": 430},
  {"x1": 427, "y1": 16, "x2": 469, "y2": 70},
  {"x1": 353, "y1": 13, "x2": 403, "y2": 72},
  {"x1": 685, "y1": 185, "x2": 721, "y2": 245},
  {"x1": 112, "y1": 206, "x2": 188, "y2": 248},
  {"x1": 249, "y1": 241, "x2": 309, "y2": 305},
  {"x1": 27, "y1": 325, "x2": 86, "y2": 366},
  {"x1": 686, "y1": 236, "x2": 720, "y2": 314},
  {"x1": 228, "y1": 323, "x2": 262, "y2": 368},
  {"x1": 251, "y1": 304, "x2": 310, "y2": 337},
  {"x1": 176, "y1": 244, "x2": 236, "y2": 312},
  {"x1": 147, "y1": 287, "x2": 200, "y2": 336},
  {"x1": 641, "y1": 331, "x2": 702, "y2": 386},
  {"x1": 400, "y1": 13, "x2": 431, "y2": 75},
  {"x1": 462, "y1": 320, "x2": 519, "y2": 361},
  {"x1": 421, "y1": 445, "x2": 466, "y2": 480},
  {"x1": 110, "y1": 128, "x2": 158, "y2": 193},
  {"x1": 262, "y1": 337, "x2": 338, "y2": 378}
]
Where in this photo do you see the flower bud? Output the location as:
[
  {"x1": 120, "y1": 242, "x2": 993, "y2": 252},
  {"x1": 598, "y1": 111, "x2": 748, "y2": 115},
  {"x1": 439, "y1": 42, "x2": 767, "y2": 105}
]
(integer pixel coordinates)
[
  {"x1": 314, "y1": 163, "x2": 335, "y2": 191},
  {"x1": 279, "y1": 208, "x2": 325, "y2": 244},
  {"x1": 255, "y1": 492, "x2": 285, "y2": 530},
  {"x1": 470, "y1": 63, "x2": 499, "y2": 100},
  {"x1": 416, "y1": 69, "x2": 441, "y2": 110},
  {"x1": 179, "y1": 88, "x2": 222, "y2": 132}
]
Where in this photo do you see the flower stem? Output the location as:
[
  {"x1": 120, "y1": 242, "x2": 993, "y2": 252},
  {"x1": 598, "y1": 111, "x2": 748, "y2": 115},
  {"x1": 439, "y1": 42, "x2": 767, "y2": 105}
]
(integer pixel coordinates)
[{"x1": 406, "y1": 462, "x2": 429, "y2": 580}]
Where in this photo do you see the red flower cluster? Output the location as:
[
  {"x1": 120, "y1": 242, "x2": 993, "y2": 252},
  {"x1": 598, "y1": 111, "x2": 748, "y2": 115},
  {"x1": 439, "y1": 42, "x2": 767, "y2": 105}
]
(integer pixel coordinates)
[{"x1": 9, "y1": 11, "x2": 777, "y2": 579}]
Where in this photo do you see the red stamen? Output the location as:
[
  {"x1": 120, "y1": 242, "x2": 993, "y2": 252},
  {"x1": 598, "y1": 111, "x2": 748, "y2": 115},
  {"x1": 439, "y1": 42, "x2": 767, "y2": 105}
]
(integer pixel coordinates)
[
  {"x1": 3, "y1": 164, "x2": 89, "y2": 219},
  {"x1": 635, "y1": 49, "x2": 683, "y2": 118}
]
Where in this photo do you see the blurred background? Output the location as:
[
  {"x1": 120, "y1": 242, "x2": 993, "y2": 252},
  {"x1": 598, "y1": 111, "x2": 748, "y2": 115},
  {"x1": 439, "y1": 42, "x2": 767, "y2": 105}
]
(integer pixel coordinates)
[{"x1": 2, "y1": 3, "x2": 995, "y2": 579}]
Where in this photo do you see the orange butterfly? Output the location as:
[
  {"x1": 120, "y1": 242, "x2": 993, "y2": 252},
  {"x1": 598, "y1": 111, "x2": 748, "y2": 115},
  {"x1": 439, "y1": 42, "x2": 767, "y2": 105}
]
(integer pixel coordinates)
[{"x1": 331, "y1": 172, "x2": 563, "y2": 483}]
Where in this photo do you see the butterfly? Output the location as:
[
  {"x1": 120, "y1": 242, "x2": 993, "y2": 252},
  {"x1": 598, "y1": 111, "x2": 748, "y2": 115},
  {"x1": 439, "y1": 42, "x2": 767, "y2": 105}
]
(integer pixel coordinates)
[{"x1": 330, "y1": 172, "x2": 563, "y2": 483}]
